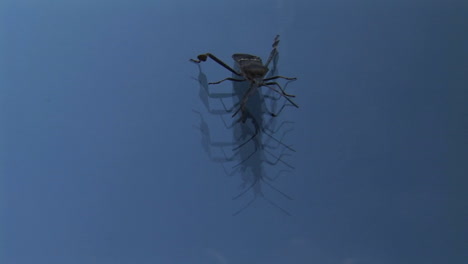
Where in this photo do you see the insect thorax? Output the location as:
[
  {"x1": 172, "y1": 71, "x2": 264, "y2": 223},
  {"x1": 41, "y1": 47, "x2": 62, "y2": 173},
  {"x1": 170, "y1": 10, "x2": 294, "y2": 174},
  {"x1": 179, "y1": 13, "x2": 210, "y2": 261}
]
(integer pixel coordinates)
[{"x1": 232, "y1": 53, "x2": 268, "y2": 80}]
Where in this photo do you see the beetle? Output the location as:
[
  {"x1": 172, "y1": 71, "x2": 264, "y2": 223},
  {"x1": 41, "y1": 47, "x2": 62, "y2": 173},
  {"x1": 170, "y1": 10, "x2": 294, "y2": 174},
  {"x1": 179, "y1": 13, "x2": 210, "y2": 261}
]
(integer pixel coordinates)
[{"x1": 190, "y1": 35, "x2": 299, "y2": 123}]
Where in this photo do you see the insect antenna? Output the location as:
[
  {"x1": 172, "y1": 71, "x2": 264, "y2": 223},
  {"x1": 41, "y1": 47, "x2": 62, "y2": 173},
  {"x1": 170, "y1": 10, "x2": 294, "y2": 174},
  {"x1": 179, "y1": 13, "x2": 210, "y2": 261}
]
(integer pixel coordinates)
[{"x1": 264, "y1": 35, "x2": 280, "y2": 69}]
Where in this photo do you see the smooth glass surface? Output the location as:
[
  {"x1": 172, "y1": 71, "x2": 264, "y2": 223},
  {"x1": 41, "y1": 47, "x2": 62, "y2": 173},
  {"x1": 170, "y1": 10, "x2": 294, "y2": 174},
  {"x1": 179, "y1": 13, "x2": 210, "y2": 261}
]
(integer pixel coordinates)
[{"x1": 1, "y1": 0, "x2": 466, "y2": 263}]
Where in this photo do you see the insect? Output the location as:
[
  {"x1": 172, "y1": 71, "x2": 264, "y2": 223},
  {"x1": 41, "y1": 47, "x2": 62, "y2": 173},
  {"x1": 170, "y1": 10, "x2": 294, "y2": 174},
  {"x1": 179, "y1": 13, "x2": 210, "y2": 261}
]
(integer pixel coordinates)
[
  {"x1": 191, "y1": 35, "x2": 297, "y2": 215},
  {"x1": 190, "y1": 35, "x2": 299, "y2": 123}
]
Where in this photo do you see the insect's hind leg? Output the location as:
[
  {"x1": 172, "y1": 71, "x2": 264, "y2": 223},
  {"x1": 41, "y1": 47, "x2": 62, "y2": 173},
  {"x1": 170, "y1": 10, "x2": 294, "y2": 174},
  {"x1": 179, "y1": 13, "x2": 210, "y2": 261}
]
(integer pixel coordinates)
[
  {"x1": 190, "y1": 53, "x2": 242, "y2": 76},
  {"x1": 231, "y1": 83, "x2": 257, "y2": 120},
  {"x1": 265, "y1": 102, "x2": 292, "y2": 117},
  {"x1": 265, "y1": 82, "x2": 296, "y2": 97},
  {"x1": 263, "y1": 84, "x2": 299, "y2": 108},
  {"x1": 232, "y1": 195, "x2": 257, "y2": 216}
]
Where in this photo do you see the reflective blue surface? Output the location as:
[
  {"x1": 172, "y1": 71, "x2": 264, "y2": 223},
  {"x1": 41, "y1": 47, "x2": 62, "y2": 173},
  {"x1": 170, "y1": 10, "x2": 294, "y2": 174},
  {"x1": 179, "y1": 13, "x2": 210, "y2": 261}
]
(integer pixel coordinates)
[{"x1": 1, "y1": 0, "x2": 467, "y2": 263}]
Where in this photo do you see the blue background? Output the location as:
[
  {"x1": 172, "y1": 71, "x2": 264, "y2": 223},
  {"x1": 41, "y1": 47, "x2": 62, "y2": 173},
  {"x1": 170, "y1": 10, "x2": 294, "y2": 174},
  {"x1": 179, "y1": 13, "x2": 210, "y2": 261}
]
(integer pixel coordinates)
[{"x1": 1, "y1": 0, "x2": 467, "y2": 263}]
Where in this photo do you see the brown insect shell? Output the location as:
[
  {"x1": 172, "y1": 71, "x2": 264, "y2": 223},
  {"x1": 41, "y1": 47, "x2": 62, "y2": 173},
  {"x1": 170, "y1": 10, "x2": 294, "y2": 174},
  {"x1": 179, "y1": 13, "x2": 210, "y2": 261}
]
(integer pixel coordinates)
[{"x1": 232, "y1": 53, "x2": 268, "y2": 81}]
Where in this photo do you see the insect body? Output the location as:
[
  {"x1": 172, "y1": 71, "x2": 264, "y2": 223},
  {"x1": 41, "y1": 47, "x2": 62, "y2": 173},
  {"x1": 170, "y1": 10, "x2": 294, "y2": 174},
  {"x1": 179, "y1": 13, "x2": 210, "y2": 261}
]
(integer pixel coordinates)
[
  {"x1": 190, "y1": 35, "x2": 299, "y2": 122},
  {"x1": 191, "y1": 35, "x2": 297, "y2": 215}
]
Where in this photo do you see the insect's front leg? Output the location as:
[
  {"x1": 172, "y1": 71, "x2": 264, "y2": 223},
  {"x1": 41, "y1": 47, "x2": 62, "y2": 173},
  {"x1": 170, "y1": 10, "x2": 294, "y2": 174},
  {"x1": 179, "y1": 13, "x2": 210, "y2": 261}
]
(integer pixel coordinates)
[
  {"x1": 209, "y1": 77, "x2": 245, "y2": 85},
  {"x1": 190, "y1": 53, "x2": 242, "y2": 76},
  {"x1": 263, "y1": 75, "x2": 297, "y2": 82}
]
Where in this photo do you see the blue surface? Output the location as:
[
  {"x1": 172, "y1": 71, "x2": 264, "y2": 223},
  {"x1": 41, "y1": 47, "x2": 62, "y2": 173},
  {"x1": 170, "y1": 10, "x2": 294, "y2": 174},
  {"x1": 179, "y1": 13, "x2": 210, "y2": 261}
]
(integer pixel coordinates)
[{"x1": 1, "y1": 0, "x2": 467, "y2": 263}]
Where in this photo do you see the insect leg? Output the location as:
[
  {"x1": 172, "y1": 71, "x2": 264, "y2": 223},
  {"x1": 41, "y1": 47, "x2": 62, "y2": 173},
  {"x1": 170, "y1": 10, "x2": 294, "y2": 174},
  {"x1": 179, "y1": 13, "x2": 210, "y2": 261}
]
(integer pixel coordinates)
[
  {"x1": 264, "y1": 128, "x2": 294, "y2": 150},
  {"x1": 232, "y1": 178, "x2": 260, "y2": 200},
  {"x1": 209, "y1": 77, "x2": 245, "y2": 85},
  {"x1": 265, "y1": 102, "x2": 292, "y2": 117},
  {"x1": 261, "y1": 178, "x2": 293, "y2": 200},
  {"x1": 231, "y1": 84, "x2": 257, "y2": 118},
  {"x1": 263, "y1": 84, "x2": 299, "y2": 108},
  {"x1": 261, "y1": 195, "x2": 292, "y2": 216},
  {"x1": 267, "y1": 170, "x2": 293, "y2": 182},
  {"x1": 190, "y1": 53, "x2": 242, "y2": 76},
  {"x1": 232, "y1": 144, "x2": 258, "y2": 169},
  {"x1": 232, "y1": 121, "x2": 259, "y2": 151},
  {"x1": 232, "y1": 196, "x2": 257, "y2": 216},
  {"x1": 219, "y1": 98, "x2": 239, "y2": 114},
  {"x1": 264, "y1": 82, "x2": 296, "y2": 97},
  {"x1": 264, "y1": 120, "x2": 294, "y2": 135},
  {"x1": 263, "y1": 148, "x2": 294, "y2": 170},
  {"x1": 264, "y1": 76, "x2": 297, "y2": 82},
  {"x1": 261, "y1": 128, "x2": 295, "y2": 152}
]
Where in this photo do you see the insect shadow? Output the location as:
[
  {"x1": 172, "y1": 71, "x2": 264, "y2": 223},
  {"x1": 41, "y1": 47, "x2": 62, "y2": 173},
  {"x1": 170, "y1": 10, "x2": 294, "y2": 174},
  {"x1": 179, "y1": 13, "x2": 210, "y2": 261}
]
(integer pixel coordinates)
[{"x1": 191, "y1": 35, "x2": 297, "y2": 216}]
